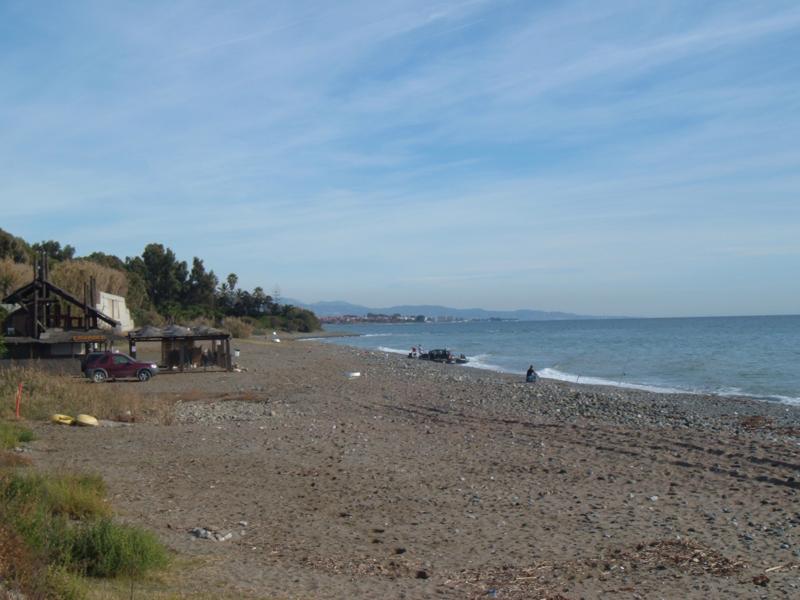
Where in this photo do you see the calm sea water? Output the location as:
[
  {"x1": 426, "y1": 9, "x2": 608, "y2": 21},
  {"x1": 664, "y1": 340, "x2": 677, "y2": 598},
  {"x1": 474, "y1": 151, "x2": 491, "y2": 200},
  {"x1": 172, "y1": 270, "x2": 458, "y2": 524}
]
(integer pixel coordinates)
[{"x1": 314, "y1": 316, "x2": 800, "y2": 404}]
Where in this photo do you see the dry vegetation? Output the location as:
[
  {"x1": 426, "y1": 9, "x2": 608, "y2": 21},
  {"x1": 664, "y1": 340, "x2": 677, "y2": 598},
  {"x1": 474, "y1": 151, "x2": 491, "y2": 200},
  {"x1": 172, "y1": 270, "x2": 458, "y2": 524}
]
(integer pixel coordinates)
[
  {"x1": 0, "y1": 257, "x2": 31, "y2": 296},
  {"x1": 221, "y1": 316, "x2": 253, "y2": 338},
  {"x1": 51, "y1": 260, "x2": 129, "y2": 299},
  {"x1": 0, "y1": 367, "x2": 176, "y2": 424},
  {"x1": 0, "y1": 366, "x2": 171, "y2": 599}
]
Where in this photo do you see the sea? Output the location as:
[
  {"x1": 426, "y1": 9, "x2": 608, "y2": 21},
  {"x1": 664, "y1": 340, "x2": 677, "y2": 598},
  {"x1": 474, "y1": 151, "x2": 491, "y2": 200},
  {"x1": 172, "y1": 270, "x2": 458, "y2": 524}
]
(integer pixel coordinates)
[{"x1": 310, "y1": 315, "x2": 800, "y2": 405}]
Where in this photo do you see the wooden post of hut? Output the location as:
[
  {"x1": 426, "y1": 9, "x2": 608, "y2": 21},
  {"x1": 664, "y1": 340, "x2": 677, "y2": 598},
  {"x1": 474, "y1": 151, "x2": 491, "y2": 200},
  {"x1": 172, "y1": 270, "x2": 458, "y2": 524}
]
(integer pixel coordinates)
[{"x1": 33, "y1": 261, "x2": 39, "y2": 339}]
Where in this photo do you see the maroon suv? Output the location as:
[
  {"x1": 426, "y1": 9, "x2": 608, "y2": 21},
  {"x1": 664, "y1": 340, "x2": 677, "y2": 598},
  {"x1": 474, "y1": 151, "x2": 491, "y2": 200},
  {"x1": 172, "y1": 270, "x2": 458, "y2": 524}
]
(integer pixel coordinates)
[{"x1": 82, "y1": 351, "x2": 159, "y2": 383}]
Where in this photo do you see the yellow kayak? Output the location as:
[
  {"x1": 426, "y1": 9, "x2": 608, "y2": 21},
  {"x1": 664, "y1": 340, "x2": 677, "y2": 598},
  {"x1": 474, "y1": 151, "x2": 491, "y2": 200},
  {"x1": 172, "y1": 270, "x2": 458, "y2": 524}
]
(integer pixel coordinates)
[
  {"x1": 75, "y1": 414, "x2": 99, "y2": 427},
  {"x1": 51, "y1": 414, "x2": 75, "y2": 426}
]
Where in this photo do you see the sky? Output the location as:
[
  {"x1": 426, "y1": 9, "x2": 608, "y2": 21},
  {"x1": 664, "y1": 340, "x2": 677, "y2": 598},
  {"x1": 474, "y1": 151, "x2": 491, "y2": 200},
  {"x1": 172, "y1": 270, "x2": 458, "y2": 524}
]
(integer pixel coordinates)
[{"x1": 1, "y1": 0, "x2": 799, "y2": 317}]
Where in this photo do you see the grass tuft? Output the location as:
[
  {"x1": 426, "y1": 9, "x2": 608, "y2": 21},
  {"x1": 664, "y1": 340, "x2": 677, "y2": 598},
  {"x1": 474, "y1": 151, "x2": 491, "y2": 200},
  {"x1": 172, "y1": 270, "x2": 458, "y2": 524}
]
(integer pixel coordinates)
[
  {"x1": 0, "y1": 421, "x2": 34, "y2": 449},
  {"x1": 45, "y1": 565, "x2": 89, "y2": 600},
  {"x1": 2, "y1": 470, "x2": 110, "y2": 521},
  {"x1": 67, "y1": 518, "x2": 169, "y2": 578},
  {"x1": 47, "y1": 473, "x2": 110, "y2": 519},
  {"x1": 0, "y1": 467, "x2": 169, "y2": 598},
  {"x1": 0, "y1": 366, "x2": 176, "y2": 424}
]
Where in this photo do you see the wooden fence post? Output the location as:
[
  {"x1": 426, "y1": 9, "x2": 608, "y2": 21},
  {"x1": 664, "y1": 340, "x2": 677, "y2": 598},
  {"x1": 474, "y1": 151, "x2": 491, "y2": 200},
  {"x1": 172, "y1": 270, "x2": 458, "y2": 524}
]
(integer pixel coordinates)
[{"x1": 15, "y1": 382, "x2": 23, "y2": 419}]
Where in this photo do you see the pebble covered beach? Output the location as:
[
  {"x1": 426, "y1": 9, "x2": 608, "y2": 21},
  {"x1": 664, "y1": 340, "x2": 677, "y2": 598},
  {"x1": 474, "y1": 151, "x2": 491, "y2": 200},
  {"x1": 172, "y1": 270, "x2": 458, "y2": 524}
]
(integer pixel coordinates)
[{"x1": 30, "y1": 335, "x2": 800, "y2": 599}]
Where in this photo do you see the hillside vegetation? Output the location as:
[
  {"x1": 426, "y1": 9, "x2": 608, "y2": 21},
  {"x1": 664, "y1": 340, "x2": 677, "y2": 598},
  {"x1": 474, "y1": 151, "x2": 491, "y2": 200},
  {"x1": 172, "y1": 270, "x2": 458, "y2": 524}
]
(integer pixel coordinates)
[{"x1": 0, "y1": 228, "x2": 320, "y2": 336}]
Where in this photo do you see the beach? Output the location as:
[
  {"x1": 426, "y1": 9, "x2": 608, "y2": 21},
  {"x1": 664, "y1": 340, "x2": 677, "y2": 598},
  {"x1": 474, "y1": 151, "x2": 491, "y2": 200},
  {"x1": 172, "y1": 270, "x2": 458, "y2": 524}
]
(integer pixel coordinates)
[{"x1": 27, "y1": 336, "x2": 800, "y2": 599}]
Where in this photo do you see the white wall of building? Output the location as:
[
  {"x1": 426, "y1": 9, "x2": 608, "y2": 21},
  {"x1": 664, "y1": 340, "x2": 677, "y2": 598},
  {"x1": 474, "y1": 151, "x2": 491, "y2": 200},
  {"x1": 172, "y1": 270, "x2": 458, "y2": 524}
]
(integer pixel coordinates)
[{"x1": 96, "y1": 291, "x2": 135, "y2": 332}]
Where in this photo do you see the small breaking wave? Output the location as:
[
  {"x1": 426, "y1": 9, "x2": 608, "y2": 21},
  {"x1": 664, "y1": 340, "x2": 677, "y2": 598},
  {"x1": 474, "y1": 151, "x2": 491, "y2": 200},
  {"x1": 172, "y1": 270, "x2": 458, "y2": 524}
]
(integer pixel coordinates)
[
  {"x1": 537, "y1": 367, "x2": 685, "y2": 394},
  {"x1": 321, "y1": 322, "x2": 800, "y2": 406},
  {"x1": 762, "y1": 394, "x2": 800, "y2": 406},
  {"x1": 715, "y1": 388, "x2": 800, "y2": 406},
  {"x1": 377, "y1": 346, "x2": 410, "y2": 355},
  {"x1": 464, "y1": 354, "x2": 513, "y2": 373},
  {"x1": 536, "y1": 369, "x2": 800, "y2": 405}
]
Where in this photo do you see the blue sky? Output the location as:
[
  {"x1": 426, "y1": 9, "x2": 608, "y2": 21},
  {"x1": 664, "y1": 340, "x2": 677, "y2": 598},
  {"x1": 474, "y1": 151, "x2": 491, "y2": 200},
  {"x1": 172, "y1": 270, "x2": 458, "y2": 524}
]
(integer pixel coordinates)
[{"x1": 1, "y1": 0, "x2": 799, "y2": 317}]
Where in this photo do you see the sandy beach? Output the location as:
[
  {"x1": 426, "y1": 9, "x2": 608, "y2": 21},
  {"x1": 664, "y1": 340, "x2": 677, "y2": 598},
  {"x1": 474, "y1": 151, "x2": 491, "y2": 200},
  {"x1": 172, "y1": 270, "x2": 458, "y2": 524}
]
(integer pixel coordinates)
[{"x1": 27, "y1": 336, "x2": 800, "y2": 599}]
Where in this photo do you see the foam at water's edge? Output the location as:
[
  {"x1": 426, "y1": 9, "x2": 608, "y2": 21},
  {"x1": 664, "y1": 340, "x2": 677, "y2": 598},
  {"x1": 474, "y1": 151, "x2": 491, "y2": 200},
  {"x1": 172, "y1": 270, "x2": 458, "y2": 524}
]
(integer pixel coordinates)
[
  {"x1": 320, "y1": 334, "x2": 800, "y2": 406},
  {"x1": 464, "y1": 354, "x2": 513, "y2": 374},
  {"x1": 377, "y1": 346, "x2": 410, "y2": 355},
  {"x1": 537, "y1": 367, "x2": 687, "y2": 395},
  {"x1": 536, "y1": 368, "x2": 800, "y2": 404}
]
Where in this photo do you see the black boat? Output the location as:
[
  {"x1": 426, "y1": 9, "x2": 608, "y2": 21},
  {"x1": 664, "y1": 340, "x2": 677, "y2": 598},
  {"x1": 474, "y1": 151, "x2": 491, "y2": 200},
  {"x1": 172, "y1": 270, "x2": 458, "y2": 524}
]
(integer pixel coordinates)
[{"x1": 416, "y1": 349, "x2": 468, "y2": 364}]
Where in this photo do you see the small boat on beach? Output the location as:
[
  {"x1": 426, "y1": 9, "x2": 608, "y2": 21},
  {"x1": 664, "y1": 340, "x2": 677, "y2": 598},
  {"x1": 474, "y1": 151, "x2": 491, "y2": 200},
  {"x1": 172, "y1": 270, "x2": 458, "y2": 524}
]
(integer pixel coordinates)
[{"x1": 409, "y1": 348, "x2": 468, "y2": 364}]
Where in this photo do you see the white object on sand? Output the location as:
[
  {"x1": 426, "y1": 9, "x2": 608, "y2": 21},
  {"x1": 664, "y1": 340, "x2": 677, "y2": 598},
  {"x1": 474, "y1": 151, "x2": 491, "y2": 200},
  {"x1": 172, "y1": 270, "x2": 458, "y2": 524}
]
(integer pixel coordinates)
[{"x1": 346, "y1": 371, "x2": 361, "y2": 379}]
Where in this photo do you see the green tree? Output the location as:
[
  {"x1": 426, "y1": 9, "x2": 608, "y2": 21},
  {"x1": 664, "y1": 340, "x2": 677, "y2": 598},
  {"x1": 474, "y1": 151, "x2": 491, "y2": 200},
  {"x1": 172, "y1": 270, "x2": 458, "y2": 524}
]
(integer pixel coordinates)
[
  {"x1": 127, "y1": 244, "x2": 188, "y2": 311},
  {"x1": 252, "y1": 287, "x2": 273, "y2": 314},
  {"x1": 31, "y1": 240, "x2": 75, "y2": 261},
  {"x1": 84, "y1": 251, "x2": 126, "y2": 271},
  {"x1": 275, "y1": 305, "x2": 320, "y2": 332},
  {"x1": 0, "y1": 228, "x2": 32, "y2": 263},
  {"x1": 185, "y1": 257, "x2": 218, "y2": 309}
]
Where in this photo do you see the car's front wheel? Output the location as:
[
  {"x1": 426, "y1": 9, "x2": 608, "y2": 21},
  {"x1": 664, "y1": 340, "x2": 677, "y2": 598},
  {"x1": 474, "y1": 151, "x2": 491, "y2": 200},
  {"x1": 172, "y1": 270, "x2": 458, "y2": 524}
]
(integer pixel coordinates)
[
  {"x1": 91, "y1": 370, "x2": 107, "y2": 383},
  {"x1": 137, "y1": 369, "x2": 152, "y2": 382}
]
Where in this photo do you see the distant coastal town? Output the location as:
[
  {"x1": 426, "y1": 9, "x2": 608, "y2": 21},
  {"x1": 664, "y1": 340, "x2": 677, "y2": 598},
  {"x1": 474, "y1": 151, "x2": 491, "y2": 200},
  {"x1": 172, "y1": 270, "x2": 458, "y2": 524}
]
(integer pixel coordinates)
[{"x1": 319, "y1": 313, "x2": 516, "y2": 324}]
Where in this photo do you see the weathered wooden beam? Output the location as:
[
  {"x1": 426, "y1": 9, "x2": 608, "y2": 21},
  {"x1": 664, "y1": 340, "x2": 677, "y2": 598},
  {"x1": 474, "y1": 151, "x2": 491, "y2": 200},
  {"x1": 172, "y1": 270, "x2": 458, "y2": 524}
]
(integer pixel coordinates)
[
  {"x1": 83, "y1": 282, "x2": 89, "y2": 331},
  {"x1": 90, "y1": 277, "x2": 98, "y2": 328},
  {"x1": 33, "y1": 278, "x2": 39, "y2": 339}
]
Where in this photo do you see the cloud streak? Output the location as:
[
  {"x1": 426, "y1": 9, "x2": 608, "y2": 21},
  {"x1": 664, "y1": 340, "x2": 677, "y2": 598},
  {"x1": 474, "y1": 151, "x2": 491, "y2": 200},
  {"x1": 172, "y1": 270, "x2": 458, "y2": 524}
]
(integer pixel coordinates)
[{"x1": 1, "y1": 1, "x2": 799, "y2": 316}]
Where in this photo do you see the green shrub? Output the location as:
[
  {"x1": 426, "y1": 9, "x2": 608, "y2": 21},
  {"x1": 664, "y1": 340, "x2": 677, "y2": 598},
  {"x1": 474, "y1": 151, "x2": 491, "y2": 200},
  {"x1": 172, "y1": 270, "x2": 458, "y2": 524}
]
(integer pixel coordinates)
[
  {"x1": 66, "y1": 517, "x2": 168, "y2": 578},
  {"x1": 1, "y1": 470, "x2": 109, "y2": 525},
  {"x1": 0, "y1": 469, "x2": 168, "y2": 586},
  {"x1": 0, "y1": 421, "x2": 34, "y2": 449},
  {"x1": 45, "y1": 473, "x2": 109, "y2": 520},
  {"x1": 45, "y1": 565, "x2": 89, "y2": 600}
]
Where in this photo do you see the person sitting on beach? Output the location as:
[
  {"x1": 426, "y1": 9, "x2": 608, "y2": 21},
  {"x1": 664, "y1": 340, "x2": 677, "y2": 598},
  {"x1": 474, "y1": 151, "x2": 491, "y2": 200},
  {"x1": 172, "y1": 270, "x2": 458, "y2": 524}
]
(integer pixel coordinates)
[{"x1": 526, "y1": 365, "x2": 538, "y2": 383}]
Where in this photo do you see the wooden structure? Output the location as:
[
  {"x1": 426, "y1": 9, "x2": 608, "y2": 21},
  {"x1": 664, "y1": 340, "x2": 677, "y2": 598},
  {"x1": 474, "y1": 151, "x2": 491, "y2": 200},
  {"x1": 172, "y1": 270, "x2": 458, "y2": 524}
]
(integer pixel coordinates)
[
  {"x1": 1, "y1": 254, "x2": 120, "y2": 358},
  {"x1": 127, "y1": 325, "x2": 233, "y2": 372}
]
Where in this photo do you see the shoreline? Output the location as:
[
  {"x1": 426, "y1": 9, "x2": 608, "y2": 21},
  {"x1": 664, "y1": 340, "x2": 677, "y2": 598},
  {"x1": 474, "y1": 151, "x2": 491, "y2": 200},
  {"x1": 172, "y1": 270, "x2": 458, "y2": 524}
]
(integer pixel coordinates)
[
  {"x1": 23, "y1": 335, "x2": 800, "y2": 599},
  {"x1": 298, "y1": 337, "x2": 800, "y2": 432},
  {"x1": 318, "y1": 329, "x2": 800, "y2": 407}
]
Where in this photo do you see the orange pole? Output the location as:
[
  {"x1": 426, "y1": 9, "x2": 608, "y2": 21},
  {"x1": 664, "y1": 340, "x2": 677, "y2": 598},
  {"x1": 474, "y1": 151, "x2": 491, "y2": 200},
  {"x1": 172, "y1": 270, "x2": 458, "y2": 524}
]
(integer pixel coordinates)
[{"x1": 15, "y1": 382, "x2": 22, "y2": 419}]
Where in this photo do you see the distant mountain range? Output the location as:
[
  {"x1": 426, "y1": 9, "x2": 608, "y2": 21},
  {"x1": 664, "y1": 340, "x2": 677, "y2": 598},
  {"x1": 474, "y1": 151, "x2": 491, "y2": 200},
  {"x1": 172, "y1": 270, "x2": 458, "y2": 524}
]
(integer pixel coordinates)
[{"x1": 285, "y1": 299, "x2": 603, "y2": 321}]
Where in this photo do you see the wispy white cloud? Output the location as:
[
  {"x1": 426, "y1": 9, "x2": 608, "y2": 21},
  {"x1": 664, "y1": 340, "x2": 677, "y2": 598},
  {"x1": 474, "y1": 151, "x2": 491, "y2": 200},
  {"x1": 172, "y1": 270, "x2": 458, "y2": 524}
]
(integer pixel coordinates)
[{"x1": 1, "y1": 0, "x2": 799, "y2": 315}]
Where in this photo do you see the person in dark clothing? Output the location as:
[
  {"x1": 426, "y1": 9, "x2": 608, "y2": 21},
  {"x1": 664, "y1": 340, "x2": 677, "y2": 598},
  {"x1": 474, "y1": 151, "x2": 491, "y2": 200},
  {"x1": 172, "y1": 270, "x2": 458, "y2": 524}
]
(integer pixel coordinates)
[{"x1": 526, "y1": 365, "x2": 537, "y2": 383}]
